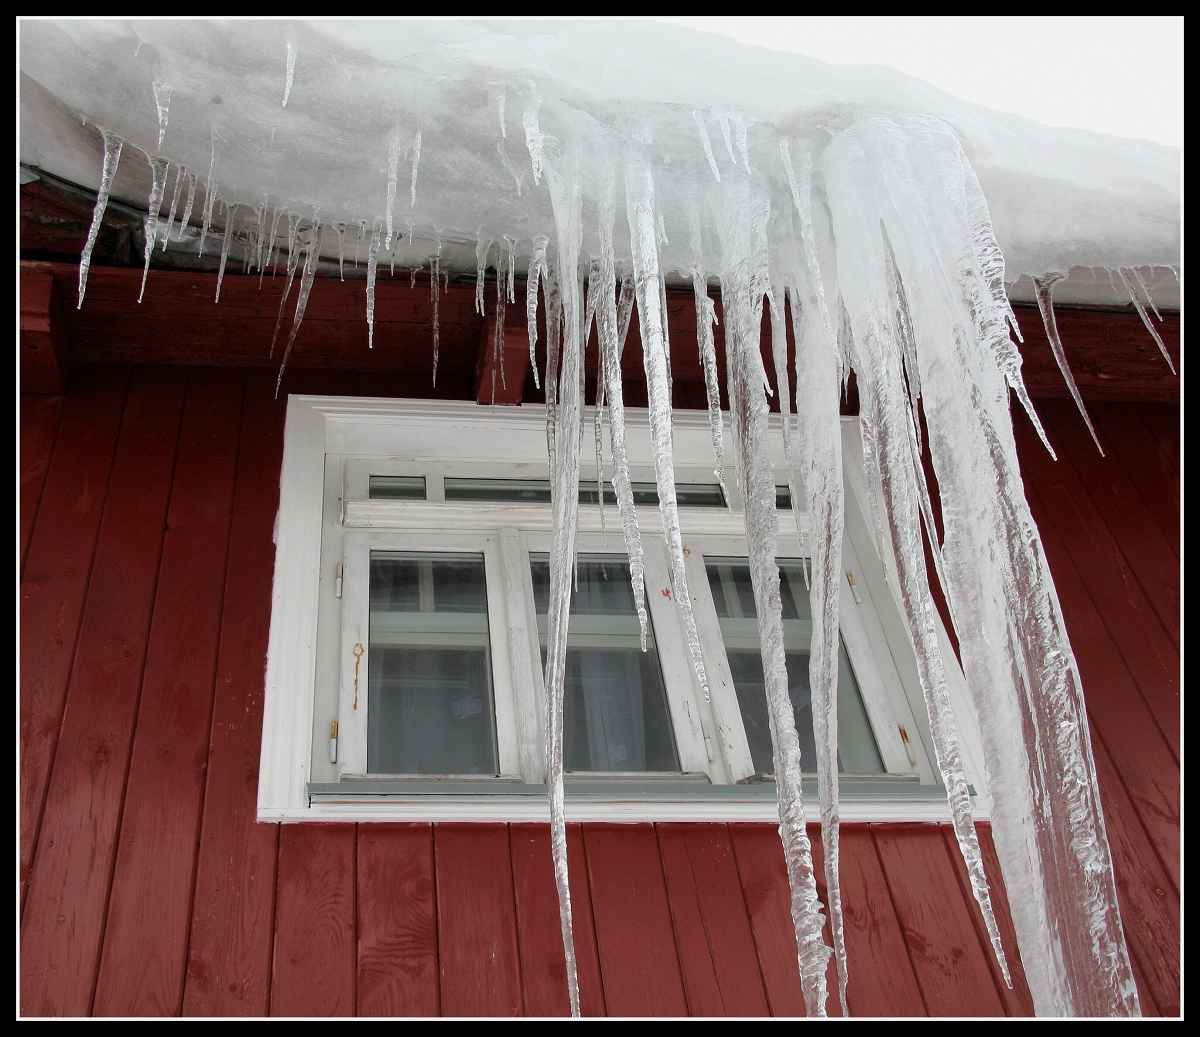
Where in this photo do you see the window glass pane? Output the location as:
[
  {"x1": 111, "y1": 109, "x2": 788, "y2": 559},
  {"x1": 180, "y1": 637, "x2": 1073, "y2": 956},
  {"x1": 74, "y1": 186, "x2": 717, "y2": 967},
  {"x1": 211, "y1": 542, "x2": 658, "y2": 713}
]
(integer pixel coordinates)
[
  {"x1": 445, "y1": 477, "x2": 725, "y2": 508},
  {"x1": 705, "y1": 558, "x2": 885, "y2": 775},
  {"x1": 368, "y1": 552, "x2": 497, "y2": 775},
  {"x1": 531, "y1": 554, "x2": 680, "y2": 773},
  {"x1": 369, "y1": 475, "x2": 426, "y2": 499}
]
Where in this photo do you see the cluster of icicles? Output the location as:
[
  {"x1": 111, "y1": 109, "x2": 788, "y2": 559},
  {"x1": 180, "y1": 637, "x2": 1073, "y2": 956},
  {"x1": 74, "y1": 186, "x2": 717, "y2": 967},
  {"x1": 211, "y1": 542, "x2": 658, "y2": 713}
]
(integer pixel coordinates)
[{"x1": 74, "y1": 105, "x2": 1157, "y2": 1018}]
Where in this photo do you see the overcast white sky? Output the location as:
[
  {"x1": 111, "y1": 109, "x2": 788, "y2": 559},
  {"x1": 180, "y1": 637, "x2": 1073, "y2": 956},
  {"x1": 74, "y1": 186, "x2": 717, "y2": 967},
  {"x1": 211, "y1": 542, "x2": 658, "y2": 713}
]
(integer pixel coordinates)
[{"x1": 656, "y1": 17, "x2": 1183, "y2": 148}]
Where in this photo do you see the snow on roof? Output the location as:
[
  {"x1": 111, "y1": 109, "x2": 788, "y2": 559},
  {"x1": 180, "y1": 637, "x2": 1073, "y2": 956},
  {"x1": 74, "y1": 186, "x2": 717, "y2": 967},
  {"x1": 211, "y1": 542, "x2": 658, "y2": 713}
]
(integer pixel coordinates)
[{"x1": 20, "y1": 19, "x2": 1180, "y2": 306}]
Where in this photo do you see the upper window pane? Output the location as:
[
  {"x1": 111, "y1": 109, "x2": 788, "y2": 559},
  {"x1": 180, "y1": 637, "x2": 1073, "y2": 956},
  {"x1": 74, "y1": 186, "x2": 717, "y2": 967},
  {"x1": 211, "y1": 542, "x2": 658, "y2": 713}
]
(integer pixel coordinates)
[
  {"x1": 368, "y1": 552, "x2": 497, "y2": 775},
  {"x1": 369, "y1": 475, "x2": 427, "y2": 499},
  {"x1": 530, "y1": 554, "x2": 680, "y2": 773},
  {"x1": 445, "y1": 477, "x2": 725, "y2": 508},
  {"x1": 706, "y1": 558, "x2": 885, "y2": 775}
]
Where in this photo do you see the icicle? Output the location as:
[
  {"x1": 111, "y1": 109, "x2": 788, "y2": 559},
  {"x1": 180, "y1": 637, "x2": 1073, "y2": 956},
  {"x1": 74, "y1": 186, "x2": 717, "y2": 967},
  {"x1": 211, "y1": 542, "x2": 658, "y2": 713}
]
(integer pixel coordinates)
[
  {"x1": 693, "y1": 111, "x2": 721, "y2": 182},
  {"x1": 781, "y1": 141, "x2": 837, "y2": 359},
  {"x1": 431, "y1": 246, "x2": 441, "y2": 385},
  {"x1": 544, "y1": 265, "x2": 563, "y2": 488},
  {"x1": 214, "y1": 202, "x2": 235, "y2": 303},
  {"x1": 616, "y1": 273, "x2": 635, "y2": 356},
  {"x1": 198, "y1": 177, "x2": 217, "y2": 255},
  {"x1": 497, "y1": 88, "x2": 506, "y2": 138},
  {"x1": 506, "y1": 237, "x2": 517, "y2": 304},
  {"x1": 269, "y1": 212, "x2": 304, "y2": 357},
  {"x1": 76, "y1": 129, "x2": 121, "y2": 307},
  {"x1": 1129, "y1": 268, "x2": 1163, "y2": 320},
  {"x1": 475, "y1": 234, "x2": 492, "y2": 316},
  {"x1": 1033, "y1": 273, "x2": 1103, "y2": 453},
  {"x1": 692, "y1": 273, "x2": 727, "y2": 499},
  {"x1": 354, "y1": 220, "x2": 366, "y2": 268},
  {"x1": 261, "y1": 205, "x2": 282, "y2": 287},
  {"x1": 161, "y1": 163, "x2": 184, "y2": 251},
  {"x1": 275, "y1": 221, "x2": 320, "y2": 396},
  {"x1": 152, "y1": 74, "x2": 171, "y2": 150},
  {"x1": 366, "y1": 223, "x2": 381, "y2": 348},
  {"x1": 492, "y1": 253, "x2": 507, "y2": 399},
  {"x1": 523, "y1": 100, "x2": 544, "y2": 186},
  {"x1": 384, "y1": 134, "x2": 400, "y2": 249},
  {"x1": 137, "y1": 154, "x2": 170, "y2": 304},
  {"x1": 411, "y1": 266, "x2": 419, "y2": 289},
  {"x1": 767, "y1": 287, "x2": 804, "y2": 554},
  {"x1": 526, "y1": 235, "x2": 547, "y2": 390},
  {"x1": 718, "y1": 112, "x2": 735, "y2": 163},
  {"x1": 410, "y1": 129, "x2": 421, "y2": 207},
  {"x1": 283, "y1": 42, "x2": 295, "y2": 106},
  {"x1": 717, "y1": 179, "x2": 829, "y2": 1016},
  {"x1": 624, "y1": 151, "x2": 711, "y2": 704},
  {"x1": 1117, "y1": 268, "x2": 1175, "y2": 374},
  {"x1": 177, "y1": 172, "x2": 197, "y2": 241},
  {"x1": 734, "y1": 115, "x2": 751, "y2": 173},
  {"x1": 541, "y1": 136, "x2": 587, "y2": 1020}
]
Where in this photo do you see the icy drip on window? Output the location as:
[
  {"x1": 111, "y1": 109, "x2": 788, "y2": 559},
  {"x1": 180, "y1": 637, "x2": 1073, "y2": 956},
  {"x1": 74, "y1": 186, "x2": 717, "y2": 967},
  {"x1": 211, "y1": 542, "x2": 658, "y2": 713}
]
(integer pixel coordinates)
[
  {"x1": 161, "y1": 163, "x2": 184, "y2": 252},
  {"x1": 526, "y1": 236, "x2": 548, "y2": 389},
  {"x1": 215, "y1": 202, "x2": 236, "y2": 303},
  {"x1": 625, "y1": 152, "x2": 711, "y2": 703},
  {"x1": 366, "y1": 224, "x2": 381, "y2": 349},
  {"x1": 78, "y1": 129, "x2": 123, "y2": 309},
  {"x1": 1033, "y1": 274, "x2": 1103, "y2": 453},
  {"x1": 718, "y1": 178, "x2": 830, "y2": 1016},
  {"x1": 276, "y1": 222, "x2": 320, "y2": 396},
  {"x1": 541, "y1": 137, "x2": 585, "y2": 1020},
  {"x1": 1117, "y1": 268, "x2": 1175, "y2": 374},
  {"x1": 138, "y1": 155, "x2": 170, "y2": 304}
]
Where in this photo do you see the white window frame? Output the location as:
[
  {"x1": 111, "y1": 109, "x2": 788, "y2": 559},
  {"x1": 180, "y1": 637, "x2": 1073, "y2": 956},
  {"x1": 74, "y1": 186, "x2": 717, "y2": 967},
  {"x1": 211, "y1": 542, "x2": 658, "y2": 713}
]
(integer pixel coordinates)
[{"x1": 258, "y1": 396, "x2": 988, "y2": 823}]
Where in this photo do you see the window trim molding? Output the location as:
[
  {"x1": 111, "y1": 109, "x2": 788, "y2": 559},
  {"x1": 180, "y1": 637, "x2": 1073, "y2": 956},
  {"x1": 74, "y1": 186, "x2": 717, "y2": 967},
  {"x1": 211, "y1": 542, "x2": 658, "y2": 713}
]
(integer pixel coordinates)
[{"x1": 259, "y1": 395, "x2": 990, "y2": 823}]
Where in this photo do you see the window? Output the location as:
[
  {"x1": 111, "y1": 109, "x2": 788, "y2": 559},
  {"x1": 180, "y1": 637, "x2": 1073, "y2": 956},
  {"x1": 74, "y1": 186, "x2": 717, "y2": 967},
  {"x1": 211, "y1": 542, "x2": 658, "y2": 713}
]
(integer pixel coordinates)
[{"x1": 260, "y1": 398, "x2": 989, "y2": 822}]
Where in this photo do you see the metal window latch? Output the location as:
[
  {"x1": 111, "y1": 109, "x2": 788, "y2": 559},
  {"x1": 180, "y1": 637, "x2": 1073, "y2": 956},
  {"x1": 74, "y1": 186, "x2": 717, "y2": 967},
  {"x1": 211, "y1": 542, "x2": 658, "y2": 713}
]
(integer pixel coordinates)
[
  {"x1": 329, "y1": 720, "x2": 338, "y2": 764},
  {"x1": 335, "y1": 562, "x2": 343, "y2": 598},
  {"x1": 898, "y1": 723, "x2": 918, "y2": 767},
  {"x1": 846, "y1": 570, "x2": 862, "y2": 604}
]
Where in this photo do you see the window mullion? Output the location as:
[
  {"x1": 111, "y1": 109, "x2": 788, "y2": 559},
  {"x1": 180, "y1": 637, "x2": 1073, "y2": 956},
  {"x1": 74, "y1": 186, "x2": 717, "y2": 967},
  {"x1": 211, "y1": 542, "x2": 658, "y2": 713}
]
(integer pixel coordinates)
[{"x1": 498, "y1": 527, "x2": 546, "y2": 783}]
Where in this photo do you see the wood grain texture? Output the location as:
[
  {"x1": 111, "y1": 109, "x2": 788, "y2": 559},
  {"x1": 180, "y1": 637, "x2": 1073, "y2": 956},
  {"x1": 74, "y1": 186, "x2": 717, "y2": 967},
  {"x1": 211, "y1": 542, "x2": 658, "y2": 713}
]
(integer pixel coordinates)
[
  {"x1": 1134, "y1": 403, "x2": 1178, "y2": 473},
  {"x1": 182, "y1": 369, "x2": 288, "y2": 1016},
  {"x1": 92, "y1": 369, "x2": 244, "y2": 1016},
  {"x1": 20, "y1": 368, "x2": 185, "y2": 1017},
  {"x1": 583, "y1": 824, "x2": 688, "y2": 1017},
  {"x1": 19, "y1": 393, "x2": 63, "y2": 572},
  {"x1": 357, "y1": 824, "x2": 439, "y2": 1017},
  {"x1": 434, "y1": 824, "x2": 523, "y2": 1016},
  {"x1": 20, "y1": 365, "x2": 129, "y2": 906},
  {"x1": 657, "y1": 823, "x2": 770, "y2": 1016},
  {"x1": 270, "y1": 823, "x2": 357, "y2": 1017},
  {"x1": 509, "y1": 823, "x2": 606, "y2": 1017},
  {"x1": 871, "y1": 823, "x2": 1007, "y2": 1016}
]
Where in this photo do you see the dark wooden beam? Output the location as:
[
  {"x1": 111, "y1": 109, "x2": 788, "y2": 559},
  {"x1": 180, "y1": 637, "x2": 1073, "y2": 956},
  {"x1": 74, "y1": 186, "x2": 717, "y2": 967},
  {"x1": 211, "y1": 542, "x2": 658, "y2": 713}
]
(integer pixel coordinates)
[
  {"x1": 475, "y1": 315, "x2": 530, "y2": 406},
  {"x1": 20, "y1": 262, "x2": 71, "y2": 394}
]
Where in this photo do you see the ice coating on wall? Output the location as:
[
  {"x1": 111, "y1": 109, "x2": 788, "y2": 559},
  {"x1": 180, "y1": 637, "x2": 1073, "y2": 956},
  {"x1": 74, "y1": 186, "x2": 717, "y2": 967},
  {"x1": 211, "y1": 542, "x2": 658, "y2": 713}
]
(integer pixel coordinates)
[{"x1": 19, "y1": 19, "x2": 1175, "y2": 1019}]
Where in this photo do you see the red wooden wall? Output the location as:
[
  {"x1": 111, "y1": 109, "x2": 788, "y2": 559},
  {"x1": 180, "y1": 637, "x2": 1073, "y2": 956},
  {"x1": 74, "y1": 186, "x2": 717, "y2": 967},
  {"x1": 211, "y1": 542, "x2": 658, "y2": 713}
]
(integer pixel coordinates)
[{"x1": 19, "y1": 365, "x2": 1178, "y2": 1017}]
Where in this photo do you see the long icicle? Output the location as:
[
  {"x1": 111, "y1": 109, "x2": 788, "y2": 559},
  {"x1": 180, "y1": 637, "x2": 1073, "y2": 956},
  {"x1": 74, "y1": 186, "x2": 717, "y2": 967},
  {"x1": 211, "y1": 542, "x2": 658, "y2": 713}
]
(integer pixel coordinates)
[
  {"x1": 214, "y1": 201, "x2": 235, "y2": 303},
  {"x1": 138, "y1": 154, "x2": 170, "y2": 303},
  {"x1": 1033, "y1": 273, "x2": 1103, "y2": 453},
  {"x1": 276, "y1": 222, "x2": 321, "y2": 396},
  {"x1": 78, "y1": 129, "x2": 123, "y2": 309},
  {"x1": 431, "y1": 245, "x2": 442, "y2": 384},
  {"x1": 161, "y1": 162, "x2": 184, "y2": 251},
  {"x1": 366, "y1": 223, "x2": 381, "y2": 349},
  {"x1": 1117, "y1": 267, "x2": 1175, "y2": 374},
  {"x1": 526, "y1": 235, "x2": 547, "y2": 389},
  {"x1": 269, "y1": 212, "x2": 304, "y2": 357},
  {"x1": 688, "y1": 211, "x2": 728, "y2": 501}
]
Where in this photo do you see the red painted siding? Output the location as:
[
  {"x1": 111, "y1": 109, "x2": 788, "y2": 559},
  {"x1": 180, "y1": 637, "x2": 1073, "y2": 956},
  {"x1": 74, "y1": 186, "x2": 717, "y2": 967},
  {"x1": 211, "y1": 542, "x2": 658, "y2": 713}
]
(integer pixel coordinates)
[{"x1": 20, "y1": 366, "x2": 1178, "y2": 1017}]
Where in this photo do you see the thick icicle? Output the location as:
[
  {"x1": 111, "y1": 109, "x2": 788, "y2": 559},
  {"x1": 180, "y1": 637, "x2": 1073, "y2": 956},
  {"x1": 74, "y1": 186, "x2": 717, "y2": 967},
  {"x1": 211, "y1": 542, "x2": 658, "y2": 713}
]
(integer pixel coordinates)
[
  {"x1": 78, "y1": 129, "x2": 123, "y2": 309},
  {"x1": 624, "y1": 151, "x2": 711, "y2": 703},
  {"x1": 431, "y1": 247, "x2": 441, "y2": 384},
  {"x1": 527, "y1": 235, "x2": 547, "y2": 389},
  {"x1": 152, "y1": 74, "x2": 171, "y2": 149},
  {"x1": 410, "y1": 129, "x2": 421, "y2": 207},
  {"x1": 541, "y1": 136, "x2": 586, "y2": 1020},
  {"x1": 385, "y1": 135, "x2": 400, "y2": 249},
  {"x1": 161, "y1": 163, "x2": 184, "y2": 251},
  {"x1": 283, "y1": 42, "x2": 295, "y2": 106},
  {"x1": 693, "y1": 111, "x2": 721, "y2": 182},
  {"x1": 275, "y1": 222, "x2": 320, "y2": 395},
  {"x1": 366, "y1": 224, "x2": 381, "y2": 348},
  {"x1": 1033, "y1": 273, "x2": 1103, "y2": 453},
  {"x1": 598, "y1": 170, "x2": 648, "y2": 648},
  {"x1": 177, "y1": 172, "x2": 197, "y2": 241},
  {"x1": 138, "y1": 154, "x2": 170, "y2": 304},
  {"x1": 214, "y1": 202, "x2": 235, "y2": 303},
  {"x1": 717, "y1": 179, "x2": 830, "y2": 1016},
  {"x1": 1117, "y1": 268, "x2": 1175, "y2": 373}
]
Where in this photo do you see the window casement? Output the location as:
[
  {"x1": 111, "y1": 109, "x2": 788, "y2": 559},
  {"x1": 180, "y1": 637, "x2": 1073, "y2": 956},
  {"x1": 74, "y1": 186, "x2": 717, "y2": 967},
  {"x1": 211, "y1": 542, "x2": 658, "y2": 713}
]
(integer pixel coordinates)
[{"x1": 259, "y1": 397, "x2": 989, "y2": 823}]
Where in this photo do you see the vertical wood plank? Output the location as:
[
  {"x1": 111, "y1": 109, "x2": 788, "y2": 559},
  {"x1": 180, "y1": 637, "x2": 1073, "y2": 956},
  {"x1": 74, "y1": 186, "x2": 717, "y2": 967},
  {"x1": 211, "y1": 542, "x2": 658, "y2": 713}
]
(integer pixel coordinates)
[
  {"x1": 92, "y1": 368, "x2": 244, "y2": 1016},
  {"x1": 509, "y1": 823, "x2": 606, "y2": 1017},
  {"x1": 870, "y1": 823, "x2": 1007, "y2": 1016},
  {"x1": 582, "y1": 823, "x2": 688, "y2": 1017},
  {"x1": 657, "y1": 823, "x2": 770, "y2": 1016},
  {"x1": 20, "y1": 368, "x2": 185, "y2": 1017},
  {"x1": 20, "y1": 393, "x2": 64, "y2": 573},
  {"x1": 434, "y1": 823, "x2": 523, "y2": 1016},
  {"x1": 182, "y1": 370, "x2": 289, "y2": 1016},
  {"x1": 1133, "y1": 403, "x2": 1178, "y2": 473},
  {"x1": 270, "y1": 823, "x2": 357, "y2": 1016},
  {"x1": 939, "y1": 824, "x2": 1034, "y2": 1016},
  {"x1": 20, "y1": 365, "x2": 130, "y2": 907},
  {"x1": 356, "y1": 824, "x2": 439, "y2": 1017}
]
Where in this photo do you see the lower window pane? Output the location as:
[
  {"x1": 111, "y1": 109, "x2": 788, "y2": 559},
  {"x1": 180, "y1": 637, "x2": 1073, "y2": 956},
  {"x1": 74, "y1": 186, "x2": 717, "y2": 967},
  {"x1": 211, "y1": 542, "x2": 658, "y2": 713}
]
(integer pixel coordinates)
[
  {"x1": 368, "y1": 552, "x2": 498, "y2": 775},
  {"x1": 706, "y1": 558, "x2": 885, "y2": 775},
  {"x1": 531, "y1": 555, "x2": 680, "y2": 773}
]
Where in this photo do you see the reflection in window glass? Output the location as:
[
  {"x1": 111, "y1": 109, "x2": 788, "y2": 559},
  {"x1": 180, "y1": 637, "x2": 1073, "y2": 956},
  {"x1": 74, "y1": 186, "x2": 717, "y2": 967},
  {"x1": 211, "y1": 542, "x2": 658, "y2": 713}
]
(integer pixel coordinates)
[
  {"x1": 706, "y1": 559, "x2": 884, "y2": 775},
  {"x1": 369, "y1": 476, "x2": 426, "y2": 499},
  {"x1": 368, "y1": 552, "x2": 497, "y2": 775},
  {"x1": 444, "y1": 478, "x2": 725, "y2": 508},
  {"x1": 531, "y1": 555, "x2": 680, "y2": 773}
]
